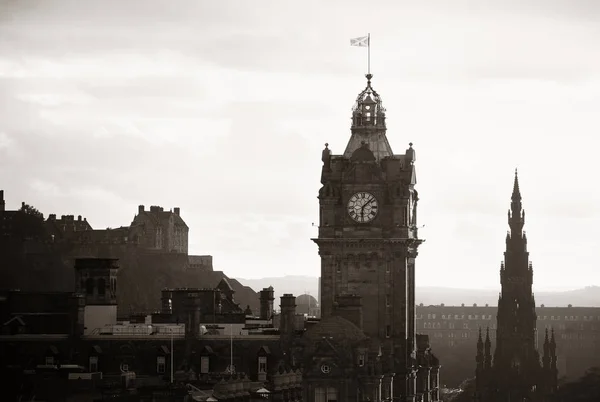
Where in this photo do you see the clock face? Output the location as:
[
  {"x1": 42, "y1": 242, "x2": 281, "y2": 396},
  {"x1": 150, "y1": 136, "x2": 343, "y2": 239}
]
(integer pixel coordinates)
[{"x1": 347, "y1": 192, "x2": 378, "y2": 223}]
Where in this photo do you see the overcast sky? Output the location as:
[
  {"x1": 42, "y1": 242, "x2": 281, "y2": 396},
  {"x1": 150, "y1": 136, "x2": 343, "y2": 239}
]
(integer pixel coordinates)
[{"x1": 1, "y1": 0, "x2": 599, "y2": 291}]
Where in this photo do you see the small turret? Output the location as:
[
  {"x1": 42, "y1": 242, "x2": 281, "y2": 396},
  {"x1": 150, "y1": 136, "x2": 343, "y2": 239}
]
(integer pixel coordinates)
[
  {"x1": 344, "y1": 74, "x2": 393, "y2": 161},
  {"x1": 542, "y1": 328, "x2": 550, "y2": 369},
  {"x1": 476, "y1": 327, "x2": 484, "y2": 371},
  {"x1": 405, "y1": 142, "x2": 416, "y2": 165},
  {"x1": 550, "y1": 329, "x2": 557, "y2": 371},
  {"x1": 484, "y1": 327, "x2": 492, "y2": 369}
]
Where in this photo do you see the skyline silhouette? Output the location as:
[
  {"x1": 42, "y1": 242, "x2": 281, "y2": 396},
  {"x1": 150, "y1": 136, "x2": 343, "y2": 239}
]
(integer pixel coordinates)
[{"x1": 1, "y1": 0, "x2": 599, "y2": 289}]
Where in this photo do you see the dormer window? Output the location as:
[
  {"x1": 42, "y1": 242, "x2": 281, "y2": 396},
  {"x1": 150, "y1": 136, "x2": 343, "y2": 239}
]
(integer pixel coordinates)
[
  {"x1": 89, "y1": 356, "x2": 98, "y2": 372},
  {"x1": 157, "y1": 356, "x2": 166, "y2": 374},
  {"x1": 258, "y1": 356, "x2": 267, "y2": 373}
]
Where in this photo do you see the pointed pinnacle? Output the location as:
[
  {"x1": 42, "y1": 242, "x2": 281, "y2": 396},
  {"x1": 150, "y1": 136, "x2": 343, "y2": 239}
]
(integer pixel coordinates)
[{"x1": 512, "y1": 168, "x2": 522, "y2": 202}]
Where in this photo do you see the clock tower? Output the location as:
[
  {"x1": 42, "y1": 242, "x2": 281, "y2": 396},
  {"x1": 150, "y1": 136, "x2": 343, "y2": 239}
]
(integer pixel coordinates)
[{"x1": 312, "y1": 74, "x2": 424, "y2": 401}]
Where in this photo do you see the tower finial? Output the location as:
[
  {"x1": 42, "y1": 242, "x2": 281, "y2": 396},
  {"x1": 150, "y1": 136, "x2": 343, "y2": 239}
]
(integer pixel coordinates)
[{"x1": 512, "y1": 168, "x2": 521, "y2": 202}]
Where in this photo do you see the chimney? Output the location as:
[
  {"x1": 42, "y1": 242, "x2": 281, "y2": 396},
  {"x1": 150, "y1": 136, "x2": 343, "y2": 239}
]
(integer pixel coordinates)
[
  {"x1": 184, "y1": 292, "x2": 202, "y2": 338},
  {"x1": 333, "y1": 294, "x2": 363, "y2": 330},
  {"x1": 78, "y1": 215, "x2": 82, "y2": 221},
  {"x1": 279, "y1": 294, "x2": 297, "y2": 334},
  {"x1": 0, "y1": 190, "x2": 4, "y2": 212},
  {"x1": 138, "y1": 205, "x2": 144, "y2": 214},
  {"x1": 259, "y1": 286, "x2": 275, "y2": 320},
  {"x1": 173, "y1": 207, "x2": 180, "y2": 216},
  {"x1": 49, "y1": 214, "x2": 56, "y2": 221},
  {"x1": 68, "y1": 294, "x2": 86, "y2": 338}
]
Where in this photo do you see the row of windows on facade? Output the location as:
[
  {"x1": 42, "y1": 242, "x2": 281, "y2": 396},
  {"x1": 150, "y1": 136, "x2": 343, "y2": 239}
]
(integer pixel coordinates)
[
  {"x1": 422, "y1": 322, "x2": 497, "y2": 329},
  {"x1": 427, "y1": 331, "x2": 599, "y2": 341},
  {"x1": 546, "y1": 323, "x2": 600, "y2": 331},
  {"x1": 431, "y1": 332, "x2": 497, "y2": 339},
  {"x1": 541, "y1": 315, "x2": 600, "y2": 321},
  {"x1": 44, "y1": 355, "x2": 269, "y2": 376},
  {"x1": 421, "y1": 314, "x2": 494, "y2": 320},
  {"x1": 154, "y1": 229, "x2": 187, "y2": 250},
  {"x1": 336, "y1": 264, "x2": 392, "y2": 274},
  {"x1": 421, "y1": 313, "x2": 600, "y2": 321},
  {"x1": 315, "y1": 387, "x2": 338, "y2": 402},
  {"x1": 422, "y1": 321, "x2": 600, "y2": 332}
]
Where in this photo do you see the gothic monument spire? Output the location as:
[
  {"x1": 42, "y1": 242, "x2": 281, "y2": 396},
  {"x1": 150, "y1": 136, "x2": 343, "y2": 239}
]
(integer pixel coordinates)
[{"x1": 474, "y1": 170, "x2": 557, "y2": 402}]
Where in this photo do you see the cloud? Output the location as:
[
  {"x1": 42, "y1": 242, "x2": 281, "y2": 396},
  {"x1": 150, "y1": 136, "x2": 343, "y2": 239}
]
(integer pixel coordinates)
[{"x1": 0, "y1": 0, "x2": 599, "y2": 288}]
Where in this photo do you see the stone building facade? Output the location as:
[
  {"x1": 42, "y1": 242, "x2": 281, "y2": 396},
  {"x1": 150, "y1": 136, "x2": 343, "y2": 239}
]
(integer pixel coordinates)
[
  {"x1": 310, "y1": 74, "x2": 440, "y2": 402},
  {"x1": 130, "y1": 205, "x2": 189, "y2": 253},
  {"x1": 416, "y1": 303, "x2": 600, "y2": 387},
  {"x1": 0, "y1": 258, "x2": 302, "y2": 402}
]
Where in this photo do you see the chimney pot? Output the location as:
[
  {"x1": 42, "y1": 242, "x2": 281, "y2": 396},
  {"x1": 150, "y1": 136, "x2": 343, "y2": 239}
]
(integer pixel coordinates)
[
  {"x1": 138, "y1": 205, "x2": 144, "y2": 214},
  {"x1": 174, "y1": 207, "x2": 180, "y2": 216}
]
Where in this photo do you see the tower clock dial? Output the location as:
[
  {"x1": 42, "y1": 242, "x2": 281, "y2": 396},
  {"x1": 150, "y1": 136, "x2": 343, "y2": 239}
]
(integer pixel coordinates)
[{"x1": 347, "y1": 192, "x2": 378, "y2": 223}]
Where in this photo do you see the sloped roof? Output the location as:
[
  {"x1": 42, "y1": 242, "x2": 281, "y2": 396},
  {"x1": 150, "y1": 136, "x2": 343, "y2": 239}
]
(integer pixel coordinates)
[{"x1": 304, "y1": 315, "x2": 367, "y2": 343}]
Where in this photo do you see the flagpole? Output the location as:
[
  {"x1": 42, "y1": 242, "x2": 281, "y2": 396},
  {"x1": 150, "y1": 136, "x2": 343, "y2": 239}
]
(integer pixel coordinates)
[{"x1": 368, "y1": 33, "x2": 371, "y2": 75}]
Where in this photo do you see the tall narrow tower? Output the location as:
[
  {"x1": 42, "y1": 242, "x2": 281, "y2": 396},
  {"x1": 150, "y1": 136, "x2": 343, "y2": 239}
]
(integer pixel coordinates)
[
  {"x1": 313, "y1": 74, "x2": 424, "y2": 401},
  {"x1": 475, "y1": 170, "x2": 557, "y2": 401}
]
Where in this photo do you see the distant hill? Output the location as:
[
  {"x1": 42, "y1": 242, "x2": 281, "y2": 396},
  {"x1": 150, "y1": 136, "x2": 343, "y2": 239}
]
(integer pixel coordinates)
[
  {"x1": 416, "y1": 286, "x2": 600, "y2": 307},
  {"x1": 236, "y1": 276, "x2": 600, "y2": 308}
]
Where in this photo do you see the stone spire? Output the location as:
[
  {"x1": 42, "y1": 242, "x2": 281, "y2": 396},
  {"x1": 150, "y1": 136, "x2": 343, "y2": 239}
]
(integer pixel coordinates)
[{"x1": 484, "y1": 327, "x2": 492, "y2": 370}]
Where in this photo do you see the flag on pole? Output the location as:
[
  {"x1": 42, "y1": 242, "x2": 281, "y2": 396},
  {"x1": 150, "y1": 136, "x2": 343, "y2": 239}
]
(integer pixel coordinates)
[
  {"x1": 350, "y1": 36, "x2": 369, "y2": 47},
  {"x1": 351, "y1": 34, "x2": 371, "y2": 74}
]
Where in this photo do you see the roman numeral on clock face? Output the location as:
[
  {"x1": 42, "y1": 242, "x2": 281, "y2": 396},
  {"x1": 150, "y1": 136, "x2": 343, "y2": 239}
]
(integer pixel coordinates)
[{"x1": 347, "y1": 191, "x2": 378, "y2": 223}]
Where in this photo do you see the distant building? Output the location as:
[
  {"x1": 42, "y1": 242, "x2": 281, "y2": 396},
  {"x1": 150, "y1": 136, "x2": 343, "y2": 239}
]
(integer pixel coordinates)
[
  {"x1": 130, "y1": 205, "x2": 189, "y2": 253},
  {"x1": 45, "y1": 214, "x2": 93, "y2": 241},
  {"x1": 0, "y1": 190, "x2": 46, "y2": 239},
  {"x1": 188, "y1": 255, "x2": 213, "y2": 271},
  {"x1": 416, "y1": 303, "x2": 600, "y2": 387},
  {"x1": 295, "y1": 294, "x2": 320, "y2": 317},
  {"x1": 474, "y1": 171, "x2": 557, "y2": 401}
]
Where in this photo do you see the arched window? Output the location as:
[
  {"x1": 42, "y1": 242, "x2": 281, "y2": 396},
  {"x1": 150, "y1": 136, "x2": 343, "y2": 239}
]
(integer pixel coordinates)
[
  {"x1": 97, "y1": 278, "x2": 106, "y2": 296},
  {"x1": 85, "y1": 278, "x2": 94, "y2": 295}
]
